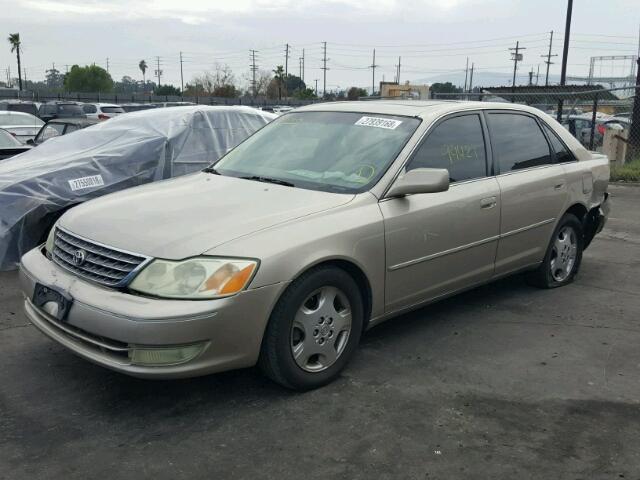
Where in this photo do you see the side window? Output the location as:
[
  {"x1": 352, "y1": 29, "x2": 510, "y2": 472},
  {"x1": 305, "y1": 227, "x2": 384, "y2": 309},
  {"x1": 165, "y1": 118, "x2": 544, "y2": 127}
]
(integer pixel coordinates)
[
  {"x1": 407, "y1": 114, "x2": 487, "y2": 183},
  {"x1": 83, "y1": 104, "x2": 97, "y2": 114},
  {"x1": 541, "y1": 122, "x2": 575, "y2": 164},
  {"x1": 489, "y1": 113, "x2": 552, "y2": 172}
]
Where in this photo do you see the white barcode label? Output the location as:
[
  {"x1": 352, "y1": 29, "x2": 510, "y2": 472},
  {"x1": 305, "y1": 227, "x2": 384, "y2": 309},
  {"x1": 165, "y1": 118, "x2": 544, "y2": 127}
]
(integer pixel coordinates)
[
  {"x1": 68, "y1": 175, "x2": 105, "y2": 191},
  {"x1": 354, "y1": 116, "x2": 402, "y2": 130}
]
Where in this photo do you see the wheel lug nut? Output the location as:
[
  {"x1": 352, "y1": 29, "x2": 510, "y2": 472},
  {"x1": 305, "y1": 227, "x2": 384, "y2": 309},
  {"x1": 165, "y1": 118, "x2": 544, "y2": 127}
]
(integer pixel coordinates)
[
  {"x1": 328, "y1": 318, "x2": 333, "y2": 325},
  {"x1": 319, "y1": 338, "x2": 325, "y2": 345},
  {"x1": 318, "y1": 317, "x2": 324, "y2": 324},
  {"x1": 313, "y1": 329, "x2": 319, "y2": 337}
]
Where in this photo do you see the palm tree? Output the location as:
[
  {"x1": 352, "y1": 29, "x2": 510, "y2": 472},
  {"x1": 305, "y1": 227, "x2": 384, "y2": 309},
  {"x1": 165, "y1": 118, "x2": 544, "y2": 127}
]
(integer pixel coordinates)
[
  {"x1": 8, "y1": 33, "x2": 22, "y2": 90},
  {"x1": 273, "y1": 65, "x2": 284, "y2": 100},
  {"x1": 139, "y1": 60, "x2": 147, "y2": 92}
]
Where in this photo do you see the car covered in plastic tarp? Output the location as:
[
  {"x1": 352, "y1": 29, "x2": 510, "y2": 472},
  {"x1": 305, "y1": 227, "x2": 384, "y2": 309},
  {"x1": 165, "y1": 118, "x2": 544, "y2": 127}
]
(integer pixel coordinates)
[{"x1": 0, "y1": 105, "x2": 276, "y2": 270}]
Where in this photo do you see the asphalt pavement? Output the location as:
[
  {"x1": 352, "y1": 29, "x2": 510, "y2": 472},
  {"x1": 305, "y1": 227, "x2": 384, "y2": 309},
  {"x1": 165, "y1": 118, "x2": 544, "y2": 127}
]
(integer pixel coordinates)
[{"x1": 1, "y1": 184, "x2": 639, "y2": 479}]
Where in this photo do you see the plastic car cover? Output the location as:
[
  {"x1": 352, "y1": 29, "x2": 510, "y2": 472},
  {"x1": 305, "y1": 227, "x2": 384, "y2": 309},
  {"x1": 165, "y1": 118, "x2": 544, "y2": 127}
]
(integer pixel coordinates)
[{"x1": 0, "y1": 105, "x2": 276, "y2": 270}]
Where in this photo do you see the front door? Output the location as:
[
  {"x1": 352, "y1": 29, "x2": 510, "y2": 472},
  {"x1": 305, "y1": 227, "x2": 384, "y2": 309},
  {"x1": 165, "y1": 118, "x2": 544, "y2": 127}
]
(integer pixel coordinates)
[{"x1": 380, "y1": 112, "x2": 500, "y2": 313}]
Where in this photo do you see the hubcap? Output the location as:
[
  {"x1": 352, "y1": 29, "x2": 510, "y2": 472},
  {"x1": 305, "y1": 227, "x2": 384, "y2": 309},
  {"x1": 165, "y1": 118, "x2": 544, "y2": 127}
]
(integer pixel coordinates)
[
  {"x1": 290, "y1": 286, "x2": 352, "y2": 372},
  {"x1": 550, "y1": 226, "x2": 578, "y2": 282}
]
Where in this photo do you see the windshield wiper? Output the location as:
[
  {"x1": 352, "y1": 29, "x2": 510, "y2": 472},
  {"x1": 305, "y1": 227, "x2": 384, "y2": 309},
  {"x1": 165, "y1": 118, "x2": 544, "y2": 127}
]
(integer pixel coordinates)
[
  {"x1": 240, "y1": 175, "x2": 295, "y2": 187},
  {"x1": 202, "y1": 166, "x2": 220, "y2": 175}
]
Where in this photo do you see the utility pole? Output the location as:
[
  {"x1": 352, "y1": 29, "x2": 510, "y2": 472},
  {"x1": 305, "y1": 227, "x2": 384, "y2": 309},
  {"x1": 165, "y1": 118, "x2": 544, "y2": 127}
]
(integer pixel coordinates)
[
  {"x1": 250, "y1": 49, "x2": 258, "y2": 98},
  {"x1": 395, "y1": 56, "x2": 401, "y2": 84},
  {"x1": 321, "y1": 42, "x2": 328, "y2": 98},
  {"x1": 536, "y1": 64, "x2": 540, "y2": 85},
  {"x1": 155, "y1": 56, "x2": 162, "y2": 89},
  {"x1": 463, "y1": 57, "x2": 469, "y2": 92},
  {"x1": 541, "y1": 30, "x2": 557, "y2": 86},
  {"x1": 179, "y1": 51, "x2": 184, "y2": 95},
  {"x1": 314, "y1": 79, "x2": 319, "y2": 97},
  {"x1": 299, "y1": 56, "x2": 303, "y2": 79},
  {"x1": 558, "y1": 0, "x2": 573, "y2": 121},
  {"x1": 370, "y1": 49, "x2": 378, "y2": 95},
  {"x1": 106, "y1": 57, "x2": 109, "y2": 73},
  {"x1": 509, "y1": 41, "x2": 526, "y2": 88},
  {"x1": 284, "y1": 43, "x2": 290, "y2": 77},
  {"x1": 528, "y1": 68, "x2": 534, "y2": 86},
  {"x1": 302, "y1": 48, "x2": 305, "y2": 83},
  {"x1": 468, "y1": 63, "x2": 475, "y2": 93}
]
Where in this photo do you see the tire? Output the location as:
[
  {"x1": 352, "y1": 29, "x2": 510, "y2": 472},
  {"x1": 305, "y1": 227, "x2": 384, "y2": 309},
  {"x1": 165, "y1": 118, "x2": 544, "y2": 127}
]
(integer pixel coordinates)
[
  {"x1": 527, "y1": 213, "x2": 584, "y2": 289},
  {"x1": 259, "y1": 266, "x2": 364, "y2": 390}
]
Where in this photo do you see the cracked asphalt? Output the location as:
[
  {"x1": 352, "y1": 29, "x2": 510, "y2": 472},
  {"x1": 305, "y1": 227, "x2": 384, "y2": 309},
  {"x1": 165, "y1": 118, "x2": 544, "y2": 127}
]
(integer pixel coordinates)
[{"x1": 1, "y1": 184, "x2": 639, "y2": 479}]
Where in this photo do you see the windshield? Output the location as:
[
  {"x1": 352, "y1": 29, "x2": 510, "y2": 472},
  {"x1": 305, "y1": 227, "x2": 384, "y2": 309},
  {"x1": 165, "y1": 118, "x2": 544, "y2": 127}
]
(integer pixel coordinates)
[
  {"x1": 102, "y1": 106, "x2": 125, "y2": 113},
  {"x1": 215, "y1": 111, "x2": 420, "y2": 193}
]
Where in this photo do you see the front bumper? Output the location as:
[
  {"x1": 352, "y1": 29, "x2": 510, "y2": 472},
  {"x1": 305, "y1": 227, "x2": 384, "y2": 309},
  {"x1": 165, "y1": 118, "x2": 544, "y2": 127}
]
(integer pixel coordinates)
[{"x1": 20, "y1": 247, "x2": 286, "y2": 379}]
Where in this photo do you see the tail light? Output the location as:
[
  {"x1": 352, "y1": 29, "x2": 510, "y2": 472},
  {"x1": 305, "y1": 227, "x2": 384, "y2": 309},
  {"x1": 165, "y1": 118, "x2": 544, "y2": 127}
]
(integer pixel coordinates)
[
  {"x1": 597, "y1": 124, "x2": 605, "y2": 135},
  {"x1": 98, "y1": 114, "x2": 110, "y2": 120}
]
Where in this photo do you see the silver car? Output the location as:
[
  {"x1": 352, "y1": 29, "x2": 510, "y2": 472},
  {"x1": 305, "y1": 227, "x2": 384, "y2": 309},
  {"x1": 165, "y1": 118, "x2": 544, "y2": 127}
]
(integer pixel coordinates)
[{"x1": 19, "y1": 101, "x2": 610, "y2": 390}]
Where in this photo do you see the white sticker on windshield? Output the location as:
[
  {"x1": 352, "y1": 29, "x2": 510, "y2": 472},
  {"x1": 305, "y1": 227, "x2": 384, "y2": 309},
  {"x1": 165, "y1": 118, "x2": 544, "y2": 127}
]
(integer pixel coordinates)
[
  {"x1": 355, "y1": 116, "x2": 402, "y2": 130},
  {"x1": 68, "y1": 175, "x2": 105, "y2": 191}
]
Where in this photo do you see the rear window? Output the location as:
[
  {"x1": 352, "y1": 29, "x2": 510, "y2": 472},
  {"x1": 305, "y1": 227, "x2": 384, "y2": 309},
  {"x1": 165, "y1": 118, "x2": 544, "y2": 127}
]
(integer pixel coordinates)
[
  {"x1": 83, "y1": 104, "x2": 97, "y2": 114},
  {"x1": 101, "y1": 106, "x2": 125, "y2": 114},
  {"x1": 0, "y1": 113, "x2": 43, "y2": 126},
  {"x1": 7, "y1": 104, "x2": 38, "y2": 115},
  {"x1": 57, "y1": 104, "x2": 84, "y2": 115}
]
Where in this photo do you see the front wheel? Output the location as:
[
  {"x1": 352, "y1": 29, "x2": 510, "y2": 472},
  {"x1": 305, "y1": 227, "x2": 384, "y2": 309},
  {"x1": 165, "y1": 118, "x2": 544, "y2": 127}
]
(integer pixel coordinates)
[
  {"x1": 527, "y1": 213, "x2": 583, "y2": 288},
  {"x1": 259, "y1": 266, "x2": 364, "y2": 390}
]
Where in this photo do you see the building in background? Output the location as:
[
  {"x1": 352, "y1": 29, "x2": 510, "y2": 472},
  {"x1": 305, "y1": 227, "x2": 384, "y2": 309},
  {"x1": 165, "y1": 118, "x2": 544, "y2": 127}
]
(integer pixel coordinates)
[{"x1": 379, "y1": 81, "x2": 430, "y2": 100}]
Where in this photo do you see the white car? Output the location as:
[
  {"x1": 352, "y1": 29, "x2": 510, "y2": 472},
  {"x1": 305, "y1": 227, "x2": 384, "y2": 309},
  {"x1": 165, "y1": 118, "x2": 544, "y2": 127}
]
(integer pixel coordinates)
[
  {"x1": 0, "y1": 111, "x2": 44, "y2": 144},
  {"x1": 82, "y1": 103, "x2": 126, "y2": 121}
]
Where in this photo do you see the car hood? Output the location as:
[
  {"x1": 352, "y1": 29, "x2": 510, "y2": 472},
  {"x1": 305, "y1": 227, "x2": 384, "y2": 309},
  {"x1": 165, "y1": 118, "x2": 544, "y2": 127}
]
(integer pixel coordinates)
[{"x1": 60, "y1": 173, "x2": 355, "y2": 259}]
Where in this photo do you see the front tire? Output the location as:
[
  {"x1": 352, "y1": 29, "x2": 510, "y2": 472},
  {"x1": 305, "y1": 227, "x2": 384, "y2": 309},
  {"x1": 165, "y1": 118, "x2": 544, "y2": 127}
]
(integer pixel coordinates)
[
  {"x1": 259, "y1": 266, "x2": 364, "y2": 390},
  {"x1": 527, "y1": 213, "x2": 583, "y2": 288}
]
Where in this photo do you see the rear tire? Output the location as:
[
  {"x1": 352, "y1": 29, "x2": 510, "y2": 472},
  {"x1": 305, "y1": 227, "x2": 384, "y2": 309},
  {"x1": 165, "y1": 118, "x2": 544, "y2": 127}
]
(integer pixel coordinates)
[
  {"x1": 259, "y1": 266, "x2": 364, "y2": 391},
  {"x1": 527, "y1": 213, "x2": 583, "y2": 289}
]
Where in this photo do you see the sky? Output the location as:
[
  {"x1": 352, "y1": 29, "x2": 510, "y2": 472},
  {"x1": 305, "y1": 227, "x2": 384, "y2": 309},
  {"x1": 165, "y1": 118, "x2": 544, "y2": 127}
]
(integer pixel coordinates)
[{"x1": 1, "y1": 0, "x2": 639, "y2": 92}]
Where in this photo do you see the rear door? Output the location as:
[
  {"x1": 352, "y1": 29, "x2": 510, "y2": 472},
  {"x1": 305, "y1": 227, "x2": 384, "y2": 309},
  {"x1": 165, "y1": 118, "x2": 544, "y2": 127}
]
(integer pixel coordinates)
[
  {"x1": 487, "y1": 111, "x2": 568, "y2": 276},
  {"x1": 380, "y1": 112, "x2": 501, "y2": 312}
]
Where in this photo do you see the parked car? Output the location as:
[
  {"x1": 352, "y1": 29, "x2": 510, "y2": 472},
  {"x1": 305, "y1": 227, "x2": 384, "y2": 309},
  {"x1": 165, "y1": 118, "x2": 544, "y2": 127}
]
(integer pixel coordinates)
[
  {"x1": 82, "y1": 103, "x2": 126, "y2": 120},
  {"x1": 0, "y1": 111, "x2": 44, "y2": 144},
  {"x1": 30, "y1": 118, "x2": 99, "y2": 146},
  {"x1": 0, "y1": 99, "x2": 40, "y2": 117},
  {"x1": 0, "y1": 128, "x2": 31, "y2": 160},
  {"x1": 562, "y1": 113, "x2": 630, "y2": 148},
  {"x1": 0, "y1": 106, "x2": 275, "y2": 269},
  {"x1": 17, "y1": 101, "x2": 610, "y2": 390},
  {"x1": 157, "y1": 101, "x2": 197, "y2": 108},
  {"x1": 38, "y1": 101, "x2": 86, "y2": 122},
  {"x1": 120, "y1": 103, "x2": 157, "y2": 113}
]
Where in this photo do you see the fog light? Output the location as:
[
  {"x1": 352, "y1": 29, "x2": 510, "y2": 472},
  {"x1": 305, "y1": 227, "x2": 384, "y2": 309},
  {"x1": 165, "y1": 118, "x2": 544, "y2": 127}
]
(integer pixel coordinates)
[{"x1": 128, "y1": 343, "x2": 207, "y2": 366}]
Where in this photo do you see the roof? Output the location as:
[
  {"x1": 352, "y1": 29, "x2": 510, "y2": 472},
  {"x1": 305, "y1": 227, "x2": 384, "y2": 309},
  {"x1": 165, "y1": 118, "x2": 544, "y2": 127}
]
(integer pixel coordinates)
[
  {"x1": 0, "y1": 110, "x2": 39, "y2": 117},
  {"x1": 294, "y1": 100, "x2": 549, "y2": 118},
  {"x1": 46, "y1": 118, "x2": 99, "y2": 126},
  {"x1": 0, "y1": 99, "x2": 37, "y2": 104}
]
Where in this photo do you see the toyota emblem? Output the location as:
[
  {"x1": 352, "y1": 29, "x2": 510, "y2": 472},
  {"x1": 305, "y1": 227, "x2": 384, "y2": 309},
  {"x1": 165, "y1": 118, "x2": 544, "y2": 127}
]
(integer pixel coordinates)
[{"x1": 72, "y1": 249, "x2": 87, "y2": 267}]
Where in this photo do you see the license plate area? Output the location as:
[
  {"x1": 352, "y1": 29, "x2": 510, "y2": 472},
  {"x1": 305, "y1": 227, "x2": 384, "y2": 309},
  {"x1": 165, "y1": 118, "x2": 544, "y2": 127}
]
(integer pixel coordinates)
[{"x1": 32, "y1": 283, "x2": 73, "y2": 321}]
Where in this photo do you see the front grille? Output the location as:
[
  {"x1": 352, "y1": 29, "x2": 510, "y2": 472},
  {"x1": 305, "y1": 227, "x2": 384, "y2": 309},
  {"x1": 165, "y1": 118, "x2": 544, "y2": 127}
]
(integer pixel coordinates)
[{"x1": 52, "y1": 228, "x2": 149, "y2": 287}]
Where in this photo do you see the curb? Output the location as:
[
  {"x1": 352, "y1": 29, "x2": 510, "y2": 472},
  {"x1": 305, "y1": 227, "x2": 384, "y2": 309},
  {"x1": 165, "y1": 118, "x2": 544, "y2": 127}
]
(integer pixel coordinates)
[{"x1": 609, "y1": 181, "x2": 640, "y2": 187}]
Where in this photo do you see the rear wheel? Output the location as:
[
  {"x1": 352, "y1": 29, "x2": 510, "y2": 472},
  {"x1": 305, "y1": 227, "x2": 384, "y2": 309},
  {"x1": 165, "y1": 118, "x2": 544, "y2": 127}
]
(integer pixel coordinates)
[
  {"x1": 259, "y1": 266, "x2": 364, "y2": 390},
  {"x1": 527, "y1": 213, "x2": 583, "y2": 288}
]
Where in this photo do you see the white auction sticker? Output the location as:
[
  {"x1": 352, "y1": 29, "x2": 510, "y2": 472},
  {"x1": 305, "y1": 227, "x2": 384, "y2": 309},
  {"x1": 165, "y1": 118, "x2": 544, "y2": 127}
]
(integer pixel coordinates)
[
  {"x1": 68, "y1": 175, "x2": 105, "y2": 191},
  {"x1": 354, "y1": 116, "x2": 402, "y2": 130}
]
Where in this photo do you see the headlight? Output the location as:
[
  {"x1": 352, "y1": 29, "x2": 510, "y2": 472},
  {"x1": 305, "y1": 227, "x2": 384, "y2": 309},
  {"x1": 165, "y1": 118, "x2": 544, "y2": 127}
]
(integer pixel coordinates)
[
  {"x1": 129, "y1": 257, "x2": 258, "y2": 299},
  {"x1": 45, "y1": 225, "x2": 56, "y2": 256}
]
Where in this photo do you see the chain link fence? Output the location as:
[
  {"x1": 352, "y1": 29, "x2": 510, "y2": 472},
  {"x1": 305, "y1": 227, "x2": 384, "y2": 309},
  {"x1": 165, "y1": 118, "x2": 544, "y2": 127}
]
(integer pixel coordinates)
[
  {"x1": 0, "y1": 89, "x2": 318, "y2": 108},
  {"x1": 432, "y1": 86, "x2": 640, "y2": 174}
]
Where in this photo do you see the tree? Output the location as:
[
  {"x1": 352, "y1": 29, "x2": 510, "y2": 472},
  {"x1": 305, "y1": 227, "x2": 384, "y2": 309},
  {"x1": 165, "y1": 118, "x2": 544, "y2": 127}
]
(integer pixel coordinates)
[
  {"x1": 139, "y1": 60, "x2": 148, "y2": 91},
  {"x1": 347, "y1": 87, "x2": 368, "y2": 100},
  {"x1": 293, "y1": 88, "x2": 316, "y2": 100},
  {"x1": 156, "y1": 84, "x2": 181, "y2": 96},
  {"x1": 184, "y1": 64, "x2": 238, "y2": 98},
  {"x1": 430, "y1": 82, "x2": 462, "y2": 95},
  {"x1": 284, "y1": 74, "x2": 305, "y2": 95},
  {"x1": 8, "y1": 33, "x2": 22, "y2": 90},
  {"x1": 45, "y1": 67, "x2": 64, "y2": 90},
  {"x1": 64, "y1": 65, "x2": 113, "y2": 92},
  {"x1": 272, "y1": 65, "x2": 285, "y2": 100}
]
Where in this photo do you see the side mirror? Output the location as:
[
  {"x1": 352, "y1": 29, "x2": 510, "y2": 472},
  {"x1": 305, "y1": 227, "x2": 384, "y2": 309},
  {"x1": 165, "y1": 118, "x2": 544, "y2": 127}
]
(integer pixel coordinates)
[
  {"x1": 26, "y1": 139, "x2": 34, "y2": 145},
  {"x1": 386, "y1": 168, "x2": 450, "y2": 197}
]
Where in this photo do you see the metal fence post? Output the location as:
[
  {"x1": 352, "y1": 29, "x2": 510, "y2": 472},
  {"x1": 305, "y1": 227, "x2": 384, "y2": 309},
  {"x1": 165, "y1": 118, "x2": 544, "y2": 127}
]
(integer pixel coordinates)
[
  {"x1": 588, "y1": 93, "x2": 599, "y2": 151},
  {"x1": 628, "y1": 59, "x2": 640, "y2": 162}
]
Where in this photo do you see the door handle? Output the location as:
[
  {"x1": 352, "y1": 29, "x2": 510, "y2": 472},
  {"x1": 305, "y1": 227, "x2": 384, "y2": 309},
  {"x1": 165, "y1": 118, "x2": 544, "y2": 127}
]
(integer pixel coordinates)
[
  {"x1": 554, "y1": 182, "x2": 565, "y2": 190},
  {"x1": 480, "y1": 196, "x2": 497, "y2": 209}
]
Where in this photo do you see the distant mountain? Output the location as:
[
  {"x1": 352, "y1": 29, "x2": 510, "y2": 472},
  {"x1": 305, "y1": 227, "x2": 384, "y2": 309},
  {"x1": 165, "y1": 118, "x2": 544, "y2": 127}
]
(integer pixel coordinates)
[{"x1": 412, "y1": 71, "x2": 562, "y2": 88}]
